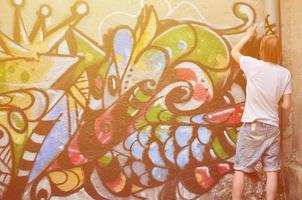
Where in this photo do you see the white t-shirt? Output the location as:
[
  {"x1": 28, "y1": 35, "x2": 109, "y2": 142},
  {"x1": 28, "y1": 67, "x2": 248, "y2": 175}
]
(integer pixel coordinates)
[{"x1": 239, "y1": 56, "x2": 292, "y2": 127}]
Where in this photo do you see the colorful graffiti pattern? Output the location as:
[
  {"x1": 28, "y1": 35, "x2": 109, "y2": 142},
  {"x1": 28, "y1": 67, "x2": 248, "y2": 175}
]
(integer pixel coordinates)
[{"x1": 0, "y1": 0, "x2": 259, "y2": 199}]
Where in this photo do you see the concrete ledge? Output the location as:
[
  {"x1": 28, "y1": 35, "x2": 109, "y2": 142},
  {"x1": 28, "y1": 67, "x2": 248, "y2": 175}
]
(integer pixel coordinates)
[{"x1": 283, "y1": 164, "x2": 302, "y2": 200}]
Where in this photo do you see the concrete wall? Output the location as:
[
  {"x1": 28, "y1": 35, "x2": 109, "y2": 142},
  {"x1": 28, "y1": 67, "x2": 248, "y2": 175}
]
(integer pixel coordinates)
[{"x1": 280, "y1": 0, "x2": 302, "y2": 199}]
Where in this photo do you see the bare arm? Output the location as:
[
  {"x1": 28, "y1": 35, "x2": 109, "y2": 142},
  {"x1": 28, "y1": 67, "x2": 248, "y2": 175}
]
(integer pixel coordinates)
[
  {"x1": 279, "y1": 94, "x2": 291, "y2": 110},
  {"x1": 231, "y1": 24, "x2": 257, "y2": 63}
]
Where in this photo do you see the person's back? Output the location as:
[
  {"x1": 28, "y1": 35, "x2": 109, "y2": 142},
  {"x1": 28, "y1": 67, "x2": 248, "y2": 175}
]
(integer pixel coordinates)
[{"x1": 240, "y1": 56, "x2": 291, "y2": 127}]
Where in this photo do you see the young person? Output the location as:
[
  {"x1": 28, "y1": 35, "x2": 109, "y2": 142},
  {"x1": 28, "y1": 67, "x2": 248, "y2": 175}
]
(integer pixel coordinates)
[{"x1": 231, "y1": 25, "x2": 292, "y2": 200}]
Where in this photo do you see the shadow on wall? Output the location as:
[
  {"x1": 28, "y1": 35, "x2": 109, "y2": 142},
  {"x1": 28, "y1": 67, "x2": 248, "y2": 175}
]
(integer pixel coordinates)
[{"x1": 0, "y1": 0, "x2": 275, "y2": 199}]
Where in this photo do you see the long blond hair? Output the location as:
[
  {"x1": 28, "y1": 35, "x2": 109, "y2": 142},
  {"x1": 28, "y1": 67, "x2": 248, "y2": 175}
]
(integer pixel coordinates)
[{"x1": 259, "y1": 34, "x2": 281, "y2": 64}]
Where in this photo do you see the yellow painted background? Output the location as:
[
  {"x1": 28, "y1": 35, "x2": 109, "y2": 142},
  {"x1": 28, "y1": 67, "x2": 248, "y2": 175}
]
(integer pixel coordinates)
[{"x1": 0, "y1": 0, "x2": 264, "y2": 45}]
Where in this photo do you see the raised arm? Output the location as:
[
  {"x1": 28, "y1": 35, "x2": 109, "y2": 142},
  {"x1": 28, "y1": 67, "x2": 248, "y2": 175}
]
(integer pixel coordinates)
[{"x1": 231, "y1": 24, "x2": 257, "y2": 63}]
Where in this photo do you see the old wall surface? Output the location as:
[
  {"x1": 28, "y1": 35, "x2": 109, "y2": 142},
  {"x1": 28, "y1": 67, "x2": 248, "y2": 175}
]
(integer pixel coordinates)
[
  {"x1": 0, "y1": 0, "x2": 273, "y2": 199},
  {"x1": 280, "y1": 0, "x2": 302, "y2": 199}
]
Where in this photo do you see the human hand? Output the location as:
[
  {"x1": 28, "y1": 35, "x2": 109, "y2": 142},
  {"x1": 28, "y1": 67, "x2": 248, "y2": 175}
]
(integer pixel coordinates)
[{"x1": 245, "y1": 24, "x2": 257, "y2": 40}]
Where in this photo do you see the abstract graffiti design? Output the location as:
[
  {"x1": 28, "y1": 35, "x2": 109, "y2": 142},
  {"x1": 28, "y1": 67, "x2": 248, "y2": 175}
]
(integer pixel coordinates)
[{"x1": 0, "y1": 0, "x2": 259, "y2": 199}]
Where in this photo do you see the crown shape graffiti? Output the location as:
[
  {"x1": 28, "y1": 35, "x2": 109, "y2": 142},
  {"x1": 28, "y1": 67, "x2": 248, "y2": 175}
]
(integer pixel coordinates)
[{"x1": 0, "y1": 0, "x2": 104, "y2": 92}]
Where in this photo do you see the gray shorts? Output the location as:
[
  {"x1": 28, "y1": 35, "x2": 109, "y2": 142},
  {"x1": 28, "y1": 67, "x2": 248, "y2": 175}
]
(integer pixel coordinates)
[{"x1": 234, "y1": 121, "x2": 280, "y2": 173}]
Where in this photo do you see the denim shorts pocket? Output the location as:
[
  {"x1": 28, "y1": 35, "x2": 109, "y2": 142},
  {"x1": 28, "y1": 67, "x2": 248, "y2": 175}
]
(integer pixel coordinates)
[{"x1": 266, "y1": 126, "x2": 280, "y2": 138}]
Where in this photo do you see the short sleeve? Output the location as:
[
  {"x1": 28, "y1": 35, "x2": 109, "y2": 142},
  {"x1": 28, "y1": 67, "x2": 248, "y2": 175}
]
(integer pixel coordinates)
[
  {"x1": 239, "y1": 56, "x2": 261, "y2": 78},
  {"x1": 283, "y1": 71, "x2": 292, "y2": 95}
]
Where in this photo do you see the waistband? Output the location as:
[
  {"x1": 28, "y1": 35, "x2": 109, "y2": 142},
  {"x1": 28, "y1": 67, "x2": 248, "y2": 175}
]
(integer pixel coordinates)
[{"x1": 243, "y1": 121, "x2": 277, "y2": 128}]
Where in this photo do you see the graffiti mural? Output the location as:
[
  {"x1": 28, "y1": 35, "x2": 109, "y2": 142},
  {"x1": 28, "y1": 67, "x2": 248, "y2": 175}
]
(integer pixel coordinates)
[{"x1": 0, "y1": 0, "x2": 267, "y2": 199}]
